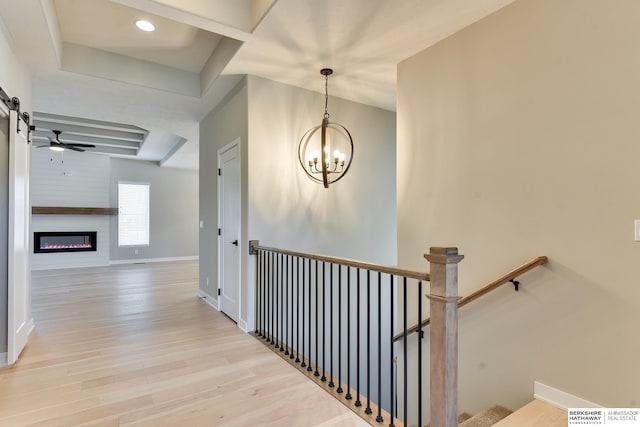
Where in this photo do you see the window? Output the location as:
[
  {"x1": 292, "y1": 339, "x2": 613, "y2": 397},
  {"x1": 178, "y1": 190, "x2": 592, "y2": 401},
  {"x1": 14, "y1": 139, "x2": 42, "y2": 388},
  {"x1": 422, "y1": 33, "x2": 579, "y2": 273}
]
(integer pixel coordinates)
[{"x1": 118, "y1": 183, "x2": 149, "y2": 247}]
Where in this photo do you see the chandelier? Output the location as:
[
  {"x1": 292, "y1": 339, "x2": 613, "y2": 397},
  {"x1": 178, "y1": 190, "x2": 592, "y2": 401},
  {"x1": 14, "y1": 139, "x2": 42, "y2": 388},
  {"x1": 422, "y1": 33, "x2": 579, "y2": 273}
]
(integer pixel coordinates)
[{"x1": 298, "y1": 68, "x2": 353, "y2": 188}]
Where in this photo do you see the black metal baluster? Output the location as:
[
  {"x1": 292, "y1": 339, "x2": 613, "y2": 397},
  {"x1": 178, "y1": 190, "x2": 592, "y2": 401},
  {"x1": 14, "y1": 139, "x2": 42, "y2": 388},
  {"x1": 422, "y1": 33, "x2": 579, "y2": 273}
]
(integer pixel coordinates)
[
  {"x1": 296, "y1": 257, "x2": 301, "y2": 363},
  {"x1": 403, "y1": 277, "x2": 408, "y2": 426},
  {"x1": 418, "y1": 280, "x2": 423, "y2": 427},
  {"x1": 307, "y1": 258, "x2": 313, "y2": 372},
  {"x1": 284, "y1": 255, "x2": 290, "y2": 356},
  {"x1": 266, "y1": 251, "x2": 271, "y2": 342},
  {"x1": 365, "y1": 270, "x2": 372, "y2": 415},
  {"x1": 389, "y1": 274, "x2": 395, "y2": 426},
  {"x1": 290, "y1": 255, "x2": 295, "y2": 360},
  {"x1": 355, "y1": 268, "x2": 362, "y2": 407},
  {"x1": 275, "y1": 253, "x2": 280, "y2": 350},
  {"x1": 314, "y1": 259, "x2": 320, "y2": 376},
  {"x1": 301, "y1": 258, "x2": 307, "y2": 368},
  {"x1": 278, "y1": 254, "x2": 286, "y2": 351},
  {"x1": 254, "y1": 251, "x2": 258, "y2": 336},
  {"x1": 377, "y1": 271, "x2": 383, "y2": 423},
  {"x1": 337, "y1": 265, "x2": 343, "y2": 393},
  {"x1": 328, "y1": 263, "x2": 335, "y2": 388},
  {"x1": 260, "y1": 251, "x2": 267, "y2": 338},
  {"x1": 346, "y1": 267, "x2": 352, "y2": 400},
  {"x1": 270, "y1": 252, "x2": 275, "y2": 345},
  {"x1": 321, "y1": 261, "x2": 327, "y2": 382}
]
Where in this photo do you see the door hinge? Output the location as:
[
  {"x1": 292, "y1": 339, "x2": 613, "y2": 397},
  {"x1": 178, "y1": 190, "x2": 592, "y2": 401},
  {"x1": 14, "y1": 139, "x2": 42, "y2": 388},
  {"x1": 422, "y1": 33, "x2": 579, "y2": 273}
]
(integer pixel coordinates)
[
  {"x1": 217, "y1": 288, "x2": 221, "y2": 296},
  {"x1": 218, "y1": 228, "x2": 221, "y2": 236},
  {"x1": 218, "y1": 168, "x2": 221, "y2": 176}
]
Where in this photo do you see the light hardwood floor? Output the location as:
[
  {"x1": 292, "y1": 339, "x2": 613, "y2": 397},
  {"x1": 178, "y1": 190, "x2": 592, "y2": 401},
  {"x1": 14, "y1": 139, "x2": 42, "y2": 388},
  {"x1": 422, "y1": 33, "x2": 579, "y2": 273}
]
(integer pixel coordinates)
[{"x1": 0, "y1": 261, "x2": 368, "y2": 427}]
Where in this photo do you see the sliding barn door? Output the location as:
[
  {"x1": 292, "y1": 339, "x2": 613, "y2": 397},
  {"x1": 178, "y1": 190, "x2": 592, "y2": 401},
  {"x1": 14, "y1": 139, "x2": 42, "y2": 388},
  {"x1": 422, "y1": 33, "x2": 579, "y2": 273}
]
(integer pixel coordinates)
[{"x1": 7, "y1": 110, "x2": 32, "y2": 365}]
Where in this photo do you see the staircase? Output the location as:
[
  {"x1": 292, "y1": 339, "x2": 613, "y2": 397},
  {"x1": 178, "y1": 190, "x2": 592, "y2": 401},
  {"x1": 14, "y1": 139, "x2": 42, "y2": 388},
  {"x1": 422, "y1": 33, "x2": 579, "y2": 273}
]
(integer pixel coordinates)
[
  {"x1": 459, "y1": 406, "x2": 512, "y2": 427},
  {"x1": 422, "y1": 405, "x2": 511, "y2": 427},
  {"x1": 422, "y1": 400, "x2": 566, "y2": 427}
]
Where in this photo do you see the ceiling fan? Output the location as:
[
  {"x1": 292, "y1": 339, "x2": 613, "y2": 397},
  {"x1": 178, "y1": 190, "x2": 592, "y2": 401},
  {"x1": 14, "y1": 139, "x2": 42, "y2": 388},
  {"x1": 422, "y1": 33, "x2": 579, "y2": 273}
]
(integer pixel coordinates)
[{"x1": 37, "y1": 130, "x2": 96, "y2": 152}]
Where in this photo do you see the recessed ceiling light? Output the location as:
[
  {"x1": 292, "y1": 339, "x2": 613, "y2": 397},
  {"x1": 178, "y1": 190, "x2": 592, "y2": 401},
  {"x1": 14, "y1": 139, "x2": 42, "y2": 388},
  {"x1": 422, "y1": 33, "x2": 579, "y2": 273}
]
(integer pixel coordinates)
[{"x1": 135, "y1": 20, "x2": 155, "y2": 32}]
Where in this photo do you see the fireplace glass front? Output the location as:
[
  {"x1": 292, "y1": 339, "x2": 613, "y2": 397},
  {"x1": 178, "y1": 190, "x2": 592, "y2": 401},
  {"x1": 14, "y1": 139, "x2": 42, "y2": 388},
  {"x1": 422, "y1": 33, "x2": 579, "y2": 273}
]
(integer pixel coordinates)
[{"x1": 34, "y1": 231, "x2": 97, "y2": 253}]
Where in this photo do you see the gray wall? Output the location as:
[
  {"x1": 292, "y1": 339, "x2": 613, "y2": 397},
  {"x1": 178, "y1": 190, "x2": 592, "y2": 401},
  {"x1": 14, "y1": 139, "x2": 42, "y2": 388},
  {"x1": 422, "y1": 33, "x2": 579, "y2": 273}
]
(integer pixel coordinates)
[
  {"x1": 198, "y1": 75, "x2": 397, "y2": 333},
  {"x1": 110, "y1": 158, "x2": 199, "y2": 261},
  {"x1": 245, "y1": 76, "x2": 397, "y2": 329},
  {"x1": 199, "y1": 78, "x2": 248, "y2": 301},
  {"x1": 397, "y1": 0, "x2": 640, "y2": 415}
]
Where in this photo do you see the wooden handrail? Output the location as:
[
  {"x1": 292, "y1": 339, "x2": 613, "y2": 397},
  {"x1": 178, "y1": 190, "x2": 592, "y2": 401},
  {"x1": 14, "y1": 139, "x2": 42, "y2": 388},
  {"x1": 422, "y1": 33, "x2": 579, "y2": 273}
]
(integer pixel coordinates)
[
  {"x1": 253, "y1": 243, "x2": 430, "y2": 281},
  {"x1": 393, "y1": 256, "x2": 548, "y2": 341}
]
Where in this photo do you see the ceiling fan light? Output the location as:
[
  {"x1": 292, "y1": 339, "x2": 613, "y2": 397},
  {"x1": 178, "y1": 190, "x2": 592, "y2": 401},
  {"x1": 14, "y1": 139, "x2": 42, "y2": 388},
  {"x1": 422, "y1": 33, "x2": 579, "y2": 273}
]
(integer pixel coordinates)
[
  {"x1": 135, "y1": 20, "x2": 155, "y2": 32},
  {"x1": 49, "y1": 145, "x2": 64, "y2": 152}
]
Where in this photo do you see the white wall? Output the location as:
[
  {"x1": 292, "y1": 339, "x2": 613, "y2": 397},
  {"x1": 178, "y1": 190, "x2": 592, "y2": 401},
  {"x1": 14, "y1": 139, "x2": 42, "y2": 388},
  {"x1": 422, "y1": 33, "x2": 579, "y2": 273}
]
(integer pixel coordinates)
[
  {"x1": 397, "y1": 0, "x2": 640, "y2": 415},
  {"x1": 0, "y1": 19, "x2": 32, "y2": 356},
  {"x1": 31, "y1": 149, "x2": 110, "y2": 269}
]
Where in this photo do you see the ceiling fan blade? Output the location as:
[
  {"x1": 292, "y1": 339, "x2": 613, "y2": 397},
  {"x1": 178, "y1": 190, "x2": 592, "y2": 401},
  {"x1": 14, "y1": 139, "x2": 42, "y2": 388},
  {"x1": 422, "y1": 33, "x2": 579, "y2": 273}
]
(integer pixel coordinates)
[
  {"x1": 64, "y1": 143, "x2": 96, "y2": 148},
  {"x1": 66, "y1": 146, "x2": 85, "y2": 152}
]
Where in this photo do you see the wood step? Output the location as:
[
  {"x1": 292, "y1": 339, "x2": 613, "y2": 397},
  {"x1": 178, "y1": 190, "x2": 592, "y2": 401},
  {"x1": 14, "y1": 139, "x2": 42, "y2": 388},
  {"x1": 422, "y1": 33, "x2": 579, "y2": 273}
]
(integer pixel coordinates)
[{"x1": 493, "y1": 399, "x2": 567, "y2": 427}]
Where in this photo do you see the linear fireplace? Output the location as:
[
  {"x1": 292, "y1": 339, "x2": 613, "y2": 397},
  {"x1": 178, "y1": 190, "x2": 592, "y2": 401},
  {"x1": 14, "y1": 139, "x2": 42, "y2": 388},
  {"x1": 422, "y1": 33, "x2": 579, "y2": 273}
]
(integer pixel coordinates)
[{"x1": 34, "y1": 231, "x2": 97, "y2": 253}]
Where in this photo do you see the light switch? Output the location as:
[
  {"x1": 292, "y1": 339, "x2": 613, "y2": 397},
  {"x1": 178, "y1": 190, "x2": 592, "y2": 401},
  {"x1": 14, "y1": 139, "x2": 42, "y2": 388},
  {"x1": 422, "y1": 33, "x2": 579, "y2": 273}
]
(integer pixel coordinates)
[
  {"x1": 199, "y1": 220, "x2": 204, "y2": 229},
  {"x1": 635, "y1": 220, "x2": 640, "y2": 241}
]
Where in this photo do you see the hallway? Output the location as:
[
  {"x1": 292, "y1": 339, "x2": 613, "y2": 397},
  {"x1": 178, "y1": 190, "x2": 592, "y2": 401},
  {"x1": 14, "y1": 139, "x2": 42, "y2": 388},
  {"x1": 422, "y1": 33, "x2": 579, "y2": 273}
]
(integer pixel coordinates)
[{"x1": 0, "y1": 261, "x2": 367, "y2": 426}]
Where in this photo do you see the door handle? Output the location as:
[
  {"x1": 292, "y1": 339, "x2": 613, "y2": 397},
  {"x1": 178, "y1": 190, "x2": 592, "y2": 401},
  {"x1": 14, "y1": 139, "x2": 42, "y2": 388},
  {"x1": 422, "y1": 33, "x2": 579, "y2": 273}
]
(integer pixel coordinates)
[{"x1": 230, "y1": 240, "x2": 238, "y2": 246}]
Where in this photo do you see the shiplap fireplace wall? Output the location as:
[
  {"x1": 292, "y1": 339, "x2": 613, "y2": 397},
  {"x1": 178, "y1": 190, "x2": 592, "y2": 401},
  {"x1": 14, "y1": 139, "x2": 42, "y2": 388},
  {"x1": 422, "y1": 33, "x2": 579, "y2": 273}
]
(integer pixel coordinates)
[{"x1": 31, "y1": 148, "x2": 111, "y2": 270}]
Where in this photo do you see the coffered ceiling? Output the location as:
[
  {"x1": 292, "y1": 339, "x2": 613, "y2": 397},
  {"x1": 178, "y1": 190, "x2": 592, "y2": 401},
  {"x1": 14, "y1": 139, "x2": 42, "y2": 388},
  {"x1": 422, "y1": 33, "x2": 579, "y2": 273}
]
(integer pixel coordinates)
[{"x1": 0, "y1": 0, "x2": 516, "y2": 169}]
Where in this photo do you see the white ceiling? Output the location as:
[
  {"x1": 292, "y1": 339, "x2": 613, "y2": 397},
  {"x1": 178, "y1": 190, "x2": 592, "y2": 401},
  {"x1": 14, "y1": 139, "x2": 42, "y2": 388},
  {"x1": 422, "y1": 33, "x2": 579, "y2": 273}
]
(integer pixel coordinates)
[{"x1": 0, "y1": 0, "x2": 516, "y2": 170}]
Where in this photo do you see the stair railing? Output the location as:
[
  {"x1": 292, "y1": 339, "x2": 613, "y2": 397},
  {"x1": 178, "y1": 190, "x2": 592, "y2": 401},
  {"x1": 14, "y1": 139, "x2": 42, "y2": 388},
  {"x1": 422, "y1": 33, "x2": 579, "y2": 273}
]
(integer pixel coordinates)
[
  {"x1": 250, "y1": 241, "x2": 463, "y2": 427},
  {"x1": 393, "y1": 256, "x2": 548, "y2": 342}
]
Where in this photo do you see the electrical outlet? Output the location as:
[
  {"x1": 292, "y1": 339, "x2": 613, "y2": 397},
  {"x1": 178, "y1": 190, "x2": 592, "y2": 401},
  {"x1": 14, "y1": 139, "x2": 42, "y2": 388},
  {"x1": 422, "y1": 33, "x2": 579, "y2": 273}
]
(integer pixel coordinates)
[
  {"x1": 635, "y1": 220, "x2": 640, "y2": 241},
  {"x1": 206, "y1": 276, "x2": 209, "y2": 286},
  {"x1": 134, "y1": 249, "x2": 139, "y2": 255}
]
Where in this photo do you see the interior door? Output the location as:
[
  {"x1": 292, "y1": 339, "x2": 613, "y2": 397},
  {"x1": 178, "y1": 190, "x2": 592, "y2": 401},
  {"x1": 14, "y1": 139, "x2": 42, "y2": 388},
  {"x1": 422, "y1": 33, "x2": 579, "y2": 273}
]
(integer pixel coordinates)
[
  {"x1": 7, "y1": 110, "x2": 32, "y2": 365},
  {"x1": 218, "y1": 141, "x2": 240, "y2": 323}
]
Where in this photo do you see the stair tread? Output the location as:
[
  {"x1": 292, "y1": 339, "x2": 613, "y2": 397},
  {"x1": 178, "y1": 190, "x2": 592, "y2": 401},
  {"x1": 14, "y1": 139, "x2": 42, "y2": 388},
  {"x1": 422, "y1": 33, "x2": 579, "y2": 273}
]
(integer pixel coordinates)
[
  {"x1": 493, "y1": 399, "x2": 567, "y2": 427},
  {"x1": 459, "y1": 405, "x2": 512, "y2": 427}
]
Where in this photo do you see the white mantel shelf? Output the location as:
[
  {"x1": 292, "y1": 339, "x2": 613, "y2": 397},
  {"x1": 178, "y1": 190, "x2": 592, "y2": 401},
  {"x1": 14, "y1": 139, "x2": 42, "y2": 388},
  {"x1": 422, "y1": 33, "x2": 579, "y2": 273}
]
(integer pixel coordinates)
[{"x1": 32, "y1": 207, "x2": 118, "y2": 215}]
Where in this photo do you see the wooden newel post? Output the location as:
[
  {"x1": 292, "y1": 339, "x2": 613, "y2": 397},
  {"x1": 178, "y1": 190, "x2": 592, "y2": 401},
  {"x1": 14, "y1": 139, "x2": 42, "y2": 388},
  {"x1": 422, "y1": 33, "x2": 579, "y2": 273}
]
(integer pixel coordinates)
[{"x1": 425, "y1": 247, "x2": 464, "y2": 427}]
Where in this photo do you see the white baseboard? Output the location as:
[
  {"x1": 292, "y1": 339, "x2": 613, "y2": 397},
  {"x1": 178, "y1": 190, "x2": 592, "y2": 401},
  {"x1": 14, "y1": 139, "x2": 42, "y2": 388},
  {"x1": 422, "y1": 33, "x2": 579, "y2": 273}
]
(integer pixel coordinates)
[
  {"x1": 534, "y1": 381, "x2": 601, "y2": 409},
  {"x1": 110, "y1": 256, "x2": 198, "y2": 265},
  {"x1": 197, "y1": 289, "x2": 219, "y2": 310},
  {"x1": 0, "y1": 352, "x2": 7, "y2": 368},
  {"x1": 238, "y1": 320, "x2": 248, "y2": 332}
]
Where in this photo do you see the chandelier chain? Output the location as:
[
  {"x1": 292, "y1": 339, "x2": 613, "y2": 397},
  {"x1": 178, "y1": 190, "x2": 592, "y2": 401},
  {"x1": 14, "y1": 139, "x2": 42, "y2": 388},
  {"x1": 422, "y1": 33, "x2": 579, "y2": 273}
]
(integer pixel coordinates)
[{"x1": 324, "y1": 73, "x2": 330, "y2": 119}]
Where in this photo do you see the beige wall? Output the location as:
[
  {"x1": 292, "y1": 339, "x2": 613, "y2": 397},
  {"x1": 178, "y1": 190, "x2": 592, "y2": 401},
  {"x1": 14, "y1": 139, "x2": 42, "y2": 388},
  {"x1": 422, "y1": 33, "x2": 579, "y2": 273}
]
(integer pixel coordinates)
[{"x1": 398, "y1": 0, "x2": 640, "y2": 414}]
